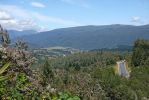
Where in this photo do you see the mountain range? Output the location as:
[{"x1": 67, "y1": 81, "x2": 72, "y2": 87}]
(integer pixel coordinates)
[{"x1": 10, "y1": 24, "x2": 149, "y2": 50}]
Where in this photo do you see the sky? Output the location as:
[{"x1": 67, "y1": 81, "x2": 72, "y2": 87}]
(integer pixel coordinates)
[{"x1": 0, "y1": 0, "x2": 149, "y2": 31}]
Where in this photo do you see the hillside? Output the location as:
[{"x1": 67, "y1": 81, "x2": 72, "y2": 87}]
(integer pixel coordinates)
[
  {"x1": 20, "y1": 24, "x2": 149, "y2": 50},
  {"x1": 8, "y1": 30, "x2": 37, "y2": 40}
]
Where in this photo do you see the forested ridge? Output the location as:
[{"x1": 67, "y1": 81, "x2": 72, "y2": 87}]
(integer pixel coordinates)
[{"x1": 20, "y1": 24, "x2": 149, "y2": 49}]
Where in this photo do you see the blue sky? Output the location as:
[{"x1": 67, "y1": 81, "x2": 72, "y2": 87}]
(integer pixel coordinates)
[{"x1": 0, "y1": 0, "x2": 149, "y2": 31}]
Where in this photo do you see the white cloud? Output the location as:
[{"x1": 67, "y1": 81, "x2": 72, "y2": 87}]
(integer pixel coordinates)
[
  {"x1": 0, "y1": 18, "x2": 40, "y2": 31},
  {"x1": 0, "y1": 5, "x2": 31, "y2": 19},
  {"x1": 0, "y1": 9, "x2": 41, "y2": 31},
  {"x1": 0, "y1": 4, "x2": 80, "y2": 31},
  {"x1": 131, "y1": 16, "x2": 140, "y2": 22},
  {"x1": 0, "y1": 10, "x2": 12, "y2": 20},
  {"x1": 30, "y1": 2, "x2": 46, "y2": 8},
  {"x1": 131, "y1": 16, "x2": 145, "y2": 25},
  {"x1": 18, "y1": 19, "x2": 41, "y2": 30}
]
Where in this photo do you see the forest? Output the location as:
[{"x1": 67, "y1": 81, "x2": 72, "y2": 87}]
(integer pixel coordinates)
[{"x1": 0, "y1": 26, "x2": 149, "y2": 100}]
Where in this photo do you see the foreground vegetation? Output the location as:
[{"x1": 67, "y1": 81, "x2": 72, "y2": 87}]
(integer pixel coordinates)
[
  {"x1": 37, "y1": 48, "x2": 149, "y2": 100},
  {"x1": 0, "y1": 25, "x2": 149, "y2": 100}
]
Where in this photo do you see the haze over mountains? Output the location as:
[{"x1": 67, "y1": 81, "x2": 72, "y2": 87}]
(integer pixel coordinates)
[
  {"x1": 10, "y1": 24, "x2": 149, "y2": 50},
  {"x1": 8, "y1": 30, "x2": 37, "y2": 40}
]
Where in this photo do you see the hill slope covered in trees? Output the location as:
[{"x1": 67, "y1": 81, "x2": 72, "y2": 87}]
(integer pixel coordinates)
[{"x1": 21, "y1": 24, "x2": 149, "y2": 49}]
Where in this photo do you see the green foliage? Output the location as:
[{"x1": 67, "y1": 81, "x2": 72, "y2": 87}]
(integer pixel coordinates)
[
  {"x1": 41, "y1": 60, "x2": 54, "y2": 85},
  {"x1": 0, "y1": 62, "x2": 11, "y2": 74},
  {"x1": 0, "y1": 28, "x2": 148, "y2": 100},
  {"x1": 58, "y1": 92, "x2": 80, "y2": 100},
  {"x1": 90, "y1": 64, "x2": 149, "y2": 100},
  {"x1": 0, "y1": 25, "x2": 80, "y2": 100},
  {"x1": 129, "y1": 66, "x2": 149, "y2": 99},
  {"x1": 0, "y1": 62, "x2": 11, "y2": 81},
  {"x1": 36, "y1": 49, "x2": 148, "y2": 100},
  {"x1": 132, "y1": 39, "x2": 149, "y2": 66},
  {"x1": 46, "y1": 51, "x2": 123, "y2": 70}
]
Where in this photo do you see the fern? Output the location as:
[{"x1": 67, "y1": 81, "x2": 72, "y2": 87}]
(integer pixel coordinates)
[{"x1": 0, "y1": 62, "x2": 11, "y2": 81}]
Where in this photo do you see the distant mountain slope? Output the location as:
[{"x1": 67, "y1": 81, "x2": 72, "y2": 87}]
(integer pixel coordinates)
[
  {"x1": 22, "y1": 24, "x2": 149, "y2": 50},
  {"x1": 8, "y1": 30, "x2": 37, "y2": 40}
]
